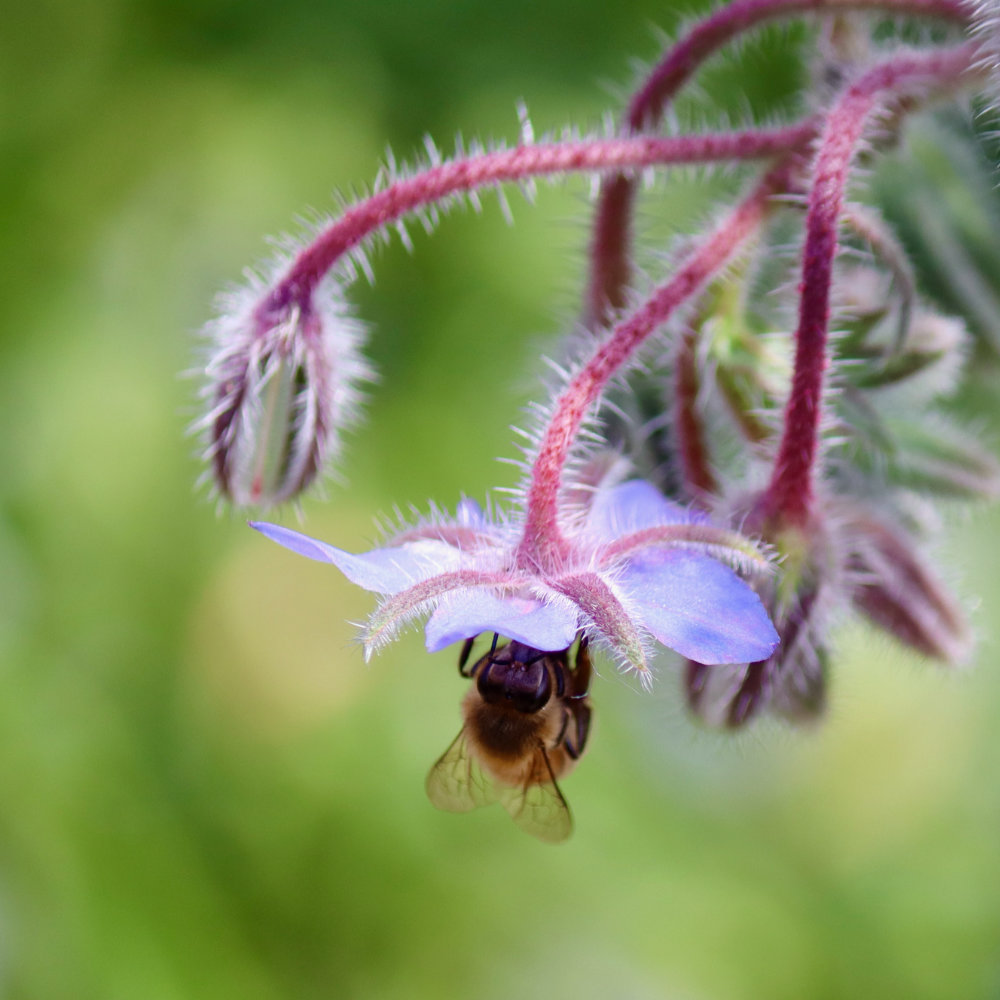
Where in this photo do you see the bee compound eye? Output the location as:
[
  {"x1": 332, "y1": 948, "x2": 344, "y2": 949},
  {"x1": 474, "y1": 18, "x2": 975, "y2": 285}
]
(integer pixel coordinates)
[{"x1": 475, "y1": 658, "x2": 505, "y2": 703}]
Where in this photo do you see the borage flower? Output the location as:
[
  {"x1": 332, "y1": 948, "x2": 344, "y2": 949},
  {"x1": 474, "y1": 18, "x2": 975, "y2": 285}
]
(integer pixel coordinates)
[{"x1": 251, "y1": 476, "x2": 779, "y2": 683}]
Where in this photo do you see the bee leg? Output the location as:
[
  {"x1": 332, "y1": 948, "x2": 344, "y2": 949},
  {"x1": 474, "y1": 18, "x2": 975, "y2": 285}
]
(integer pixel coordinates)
[
  {"x1": 563, "y1": 700, "x2": 592, "y2": 760},
  {"x1": 551, "y1": 658, "x2": 567, "y2": 699},
  {"x1": 458, "y1": 637, "x2": 476, "y2": 676},
  {"x1": 553, "y1": 707, "x2": 570, "y2": 746},
  {"x1": 569, "y1": 635, "x2": 592, "y2": 697}
]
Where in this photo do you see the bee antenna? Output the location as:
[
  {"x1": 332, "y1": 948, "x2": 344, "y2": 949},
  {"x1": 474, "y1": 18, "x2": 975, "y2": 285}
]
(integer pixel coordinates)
[{"x1": 489, "y1": 633, "x2": 500, "y2": 657}]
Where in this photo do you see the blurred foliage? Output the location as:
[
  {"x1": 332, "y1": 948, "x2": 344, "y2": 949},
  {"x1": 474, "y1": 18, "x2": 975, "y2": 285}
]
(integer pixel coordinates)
[{"x1": 2, "y1": 1, "x2": 1000, "y2": 999}]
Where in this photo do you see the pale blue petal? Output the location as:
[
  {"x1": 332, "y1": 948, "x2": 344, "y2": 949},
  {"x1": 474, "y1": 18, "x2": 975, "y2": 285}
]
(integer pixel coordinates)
[
  {"x1": 250, "y1": 521, "x2": 459, "y2": 595},
  {"x1": 425, "y1": 590, "x2": 578, "y2": 653},
  {"x1": 617, "y1": 550, "x2": 779, "y2": 664},
  {"x1": 455, "y1": 497, "x2": 486, "y2": 527},
  {"x1": 250, "y1": 521, "x2": 343, "y2": 563},
  {"x1": 586, "y1": 479, "x2": 698, "y2": 542}
]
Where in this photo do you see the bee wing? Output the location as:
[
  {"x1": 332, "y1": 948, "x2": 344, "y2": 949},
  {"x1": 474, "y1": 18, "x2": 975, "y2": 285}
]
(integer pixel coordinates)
[
  {"x1": 425, "y1": 728, "x2": 499, "y2": 813},
  {"x1": 496, "y1": 748, "x2": 572, "y2": 844}
]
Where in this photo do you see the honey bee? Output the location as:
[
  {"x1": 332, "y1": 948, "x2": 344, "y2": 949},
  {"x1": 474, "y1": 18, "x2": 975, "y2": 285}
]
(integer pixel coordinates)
[{"x1": 426, "y1": 634, "x2": 592, "y2": 843}]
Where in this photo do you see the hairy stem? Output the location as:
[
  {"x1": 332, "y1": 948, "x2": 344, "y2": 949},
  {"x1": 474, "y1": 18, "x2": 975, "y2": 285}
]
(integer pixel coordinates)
[
  {"x1": 584, "y1": 0, "x2": 972, "y2": 327},
  {"x1": 760, "y1": 42, "x2": 980, "y2": 527},
  {"x1": 254, "y1": 123, "x2": 814, "y2": 322},
  {"x1": 518, "y1": 156, "x2": 805, "y2": 568}
]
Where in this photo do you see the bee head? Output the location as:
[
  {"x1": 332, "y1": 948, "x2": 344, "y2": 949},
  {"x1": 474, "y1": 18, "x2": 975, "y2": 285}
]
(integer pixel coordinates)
[{"x1": 476, "y1": 642, "x2": 553, "y2": 714}]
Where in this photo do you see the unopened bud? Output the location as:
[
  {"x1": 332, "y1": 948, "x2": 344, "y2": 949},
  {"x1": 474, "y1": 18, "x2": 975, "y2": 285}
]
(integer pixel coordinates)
[
  {"x1": 769, "y1": 627, "x2": 828, "y2": 724},
  {"x1": 836, "y1": 265, "x2": 893, "y2": 326},
  {"x1": 198, "y1": 269, "x2": 371, "y2": 509},
  {"x1": 847, "y1": 512, "x2": 971, "y2": 664},
  {"x1": 852, "y1": 309, "x2": 967, "y2": 390}
]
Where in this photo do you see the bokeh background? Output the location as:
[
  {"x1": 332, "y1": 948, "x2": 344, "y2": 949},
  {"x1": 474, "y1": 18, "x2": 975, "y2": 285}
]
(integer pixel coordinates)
[{"x1": 3, "y1": 1, "x2": 1000, "y2": 997}]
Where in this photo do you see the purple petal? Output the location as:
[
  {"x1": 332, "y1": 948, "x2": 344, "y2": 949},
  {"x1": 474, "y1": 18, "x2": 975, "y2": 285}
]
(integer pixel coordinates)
[
  {"x1": 617, "y1": 550, "x2": 778, "y2": 664},
  {"x1": 250, "y1": 521, "x2": 343, "y2": 563},
  {"x1": 250, "y1": 521, "x2": 459, "y2": 595},
  {"x1": 425, "y1": 590, "x2": 578, "y2": 653},
  {"x1": 586, "y1": 479, "x2": 698, "y2": 543}
]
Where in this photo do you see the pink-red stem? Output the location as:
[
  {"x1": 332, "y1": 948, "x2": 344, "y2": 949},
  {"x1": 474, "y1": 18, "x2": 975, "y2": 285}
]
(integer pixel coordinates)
[
  {"x1": 584, "y1": 0, "x2": 972, "y2": 327},
  {"x1": 517, "y1": 157, "x2": 805, "y2": 568},
  {"x1": 760, "y1": 42, "x2": 979, "y2": 526},
  {"x1": 255, "y1": 124, "x2": 814, "y2": 322}
]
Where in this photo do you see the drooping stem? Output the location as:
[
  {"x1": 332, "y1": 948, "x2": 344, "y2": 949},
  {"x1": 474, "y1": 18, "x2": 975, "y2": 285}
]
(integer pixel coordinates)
[
  {"x1": 760, "y1": 42, "x2": 980, "y2": 527},
  {"x1": 628, "y1": 0, "x2": 967, "y2": 130},
  {"x1": 518, "y1": 156, "x2": 805, "y2": 568},
  {"x1": 584, "y1": 0, "x2": 972, "y2": 327},
  {"x1": 254, "y1": 123, "x2": 815, "y2": 322}
]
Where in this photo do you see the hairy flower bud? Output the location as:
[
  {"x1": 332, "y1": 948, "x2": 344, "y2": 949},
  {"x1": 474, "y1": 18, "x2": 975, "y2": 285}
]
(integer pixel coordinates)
[
  {"x1": 846, "y1": 510, "x2": 972, "y2": 663},
  {"x1": 198, "y1": 267, "x2": 372, "y2": 509},
  {"x1": 850, "y1": 308, "x2": 968, "y2": 391}
]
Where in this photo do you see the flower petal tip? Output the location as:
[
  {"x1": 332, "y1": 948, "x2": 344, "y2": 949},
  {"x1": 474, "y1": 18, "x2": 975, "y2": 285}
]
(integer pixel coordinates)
[{"x1": 249, "y1": 520, "x2": 340, "y2": 563}]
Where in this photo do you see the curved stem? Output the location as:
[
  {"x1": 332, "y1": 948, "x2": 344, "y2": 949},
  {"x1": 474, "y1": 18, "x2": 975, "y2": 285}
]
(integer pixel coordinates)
[
  {"x1": 518, "y1": 155, "x2": 806, "y2": 568},
  {"x1": 760, "y1": 42, "x2": 980, "y2": 527},
  {"x1": 255, "y1": 123, "x2": 815, "y2": 321},
  {"x1": 584, "y1": 0, "x2": 972, "y2": 327}
]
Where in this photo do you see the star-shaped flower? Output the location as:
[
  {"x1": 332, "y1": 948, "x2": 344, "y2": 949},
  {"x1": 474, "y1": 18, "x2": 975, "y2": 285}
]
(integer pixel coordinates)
[{"x1": 251, "y1": 478, "x2": 779, "y2": 681}]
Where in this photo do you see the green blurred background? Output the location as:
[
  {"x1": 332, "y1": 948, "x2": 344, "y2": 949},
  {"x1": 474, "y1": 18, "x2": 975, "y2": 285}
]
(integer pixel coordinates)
[{"x1": 3, "y1": 1, "x2": 1000, "y2": 997}]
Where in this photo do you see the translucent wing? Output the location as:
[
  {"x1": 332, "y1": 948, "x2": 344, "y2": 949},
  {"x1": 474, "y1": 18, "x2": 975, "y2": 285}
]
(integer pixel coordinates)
[
  {"x1": 425, "y1": 728, "x2": 498, "y2": 813},
  {"x1": 496, "y1": 748, "x2": 572, "y2": 844}
]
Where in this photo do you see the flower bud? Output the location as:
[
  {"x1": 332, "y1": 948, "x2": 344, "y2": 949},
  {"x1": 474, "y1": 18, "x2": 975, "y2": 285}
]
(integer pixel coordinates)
[
  {"x1": 770, "y1": 641, "x2": 828, "y2": 723},
  {"x1": 836, "y1": 265, "x2": 893, "y2": 327},
  {"x1": 199, "y1": 269, "x2": 371, "y2": 509},
  {"x1": 846, "y1": 511, "x2": 971, "y2": 664},
  {"x1": 851, "y1": 309, "x2": 968, "y2": 392}
]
